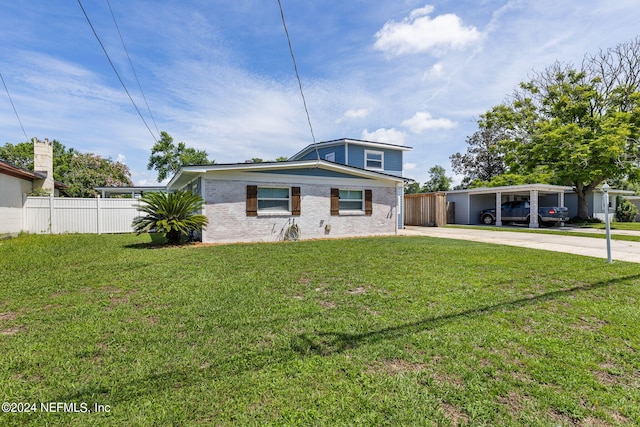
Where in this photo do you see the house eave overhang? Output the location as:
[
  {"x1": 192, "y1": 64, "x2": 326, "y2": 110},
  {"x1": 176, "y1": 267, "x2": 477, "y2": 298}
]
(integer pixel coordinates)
[
  {"x1": 0, "y1": 160, "x2": 68, "y2": 189},
  {"x1": 167, "y1": 159, "x2": 409, "y2": 190},
  {"x1": 446, "y1": 183, "x2": 574, "y2": 196}
]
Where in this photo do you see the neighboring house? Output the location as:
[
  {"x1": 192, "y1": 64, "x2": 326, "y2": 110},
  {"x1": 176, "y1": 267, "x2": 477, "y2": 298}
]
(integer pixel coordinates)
[
  {"x1": 564, "y1": 188, "x2": 634, "y2": 222},
  {"x1": 446, "y1": 183, "x2": 633, "y2": 226},
  {"x1": 627, "y1": 196, "x2": 640, "y2": 222},
  {"x1": 289, "y1": 138, "x2": 412, "y2": 229},
  {"x1": 0, "y1": 159, "x2": 67, "y2": 235},
  {"x1": 95, "y1": 186, "x2": 166, "y2": 198},
  {"x1": 166, "y1": 159, "x2": 408, "y2": 244}
]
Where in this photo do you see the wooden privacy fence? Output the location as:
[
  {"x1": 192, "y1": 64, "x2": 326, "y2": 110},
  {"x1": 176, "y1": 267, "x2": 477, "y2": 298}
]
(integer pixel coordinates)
[
  {"x1": 403, "y1": 192, "x2": 451, "y2": 227},
  {"x1": 23, "y1": 195, "x2": 142, "y2": 234}
]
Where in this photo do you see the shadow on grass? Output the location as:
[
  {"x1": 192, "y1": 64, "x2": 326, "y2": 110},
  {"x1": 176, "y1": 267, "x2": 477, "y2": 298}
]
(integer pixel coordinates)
[
  {"x1": 51, "y1": 273, "x2": 639, "y2": 407},
  {"x1": 291, "y1": 273, "x2": 640, "y2": 356},
  {"x1": 123, "y1": 242, "x2": 192, "y2": 249}
]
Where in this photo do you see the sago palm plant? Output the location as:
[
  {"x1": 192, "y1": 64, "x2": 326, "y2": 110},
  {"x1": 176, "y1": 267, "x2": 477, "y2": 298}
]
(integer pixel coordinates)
[{"x1": 132, "y1": 191, "x2": 208, "y2": 244}]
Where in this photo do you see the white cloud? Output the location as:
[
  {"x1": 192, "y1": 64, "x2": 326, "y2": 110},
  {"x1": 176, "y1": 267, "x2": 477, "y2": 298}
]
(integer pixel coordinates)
[
  {"x1": 361, "y1": 128, "x2": 407, "y2": 145},
  {"x1": 374, "y1": 4, "x2": 482, "y2": 56},
  {"x1": 401, "y1": 112, "x2": 457, "y2": 133},
  {"x1": 340, "y1": 108, "x2": 370, "y2": 121},
  {"x1": 116, "y1": 154, "x2": 126, "y2": 164},
  {"x1": 422, "y1": 63, "x2": 444, "y2": 80},
  {"x1": 404, "y1": 162, "x2": 417, "y2": 171}
]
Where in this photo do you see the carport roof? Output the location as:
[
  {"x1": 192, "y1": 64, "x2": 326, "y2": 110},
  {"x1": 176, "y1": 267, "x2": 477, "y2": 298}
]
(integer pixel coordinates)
[{"x1": 446, "y1": 183, "x2": 573, "y2": 196}]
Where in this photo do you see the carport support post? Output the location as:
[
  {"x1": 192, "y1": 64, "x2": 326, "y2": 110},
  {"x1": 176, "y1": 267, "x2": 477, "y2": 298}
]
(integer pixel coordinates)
[
  {"x1": 558, "y1": 191, "x2": 565, "y2": 226},
  {"x1": 529, "y1": 189, "x2": 539, "y2": 228},
  {"x1": 495, "y1": 192, "x2": 502, "y2": 226}
]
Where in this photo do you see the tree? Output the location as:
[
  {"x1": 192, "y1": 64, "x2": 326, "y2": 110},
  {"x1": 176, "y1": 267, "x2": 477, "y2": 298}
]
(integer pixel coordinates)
[
  {"x1": 475, "y1": 39, "x2": 640, "y2": 219},
  {"x1": 404, "y1": 181, "x2": 422, "y2": 194},
  {"x1": 64, "y1": 153, "x2": 133, "y2": 197},
  {"x1": 423, "y1": 165, "x2": 452, "y2": 192},
  {"x1": 450, "y1": 123, "x2": 507, "y2": 188},
  {"x1": 147, "y1": 131, "x2": 211, "y2": 182},
  {"x1": 131, "y1": 191, "x2": 209, "y2": 245},
  {"x1": 0, "y1": 139, "x2": 132, "y2": 197}
]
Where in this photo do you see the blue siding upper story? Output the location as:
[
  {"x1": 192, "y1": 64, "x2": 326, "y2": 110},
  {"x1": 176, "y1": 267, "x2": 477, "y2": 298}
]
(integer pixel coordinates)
[
  {"x1": 249, "y1": 167, "x2": 368, "y2": 179},
  {"x1": 346, "y1": 144, "x2": 403, "y2": 174},
  {"x1": 297, "y1": 146, "x2": 346, "y2": 164},
  {"x1": 293, "y1": 140, "x2": 405, "y2": 176}
]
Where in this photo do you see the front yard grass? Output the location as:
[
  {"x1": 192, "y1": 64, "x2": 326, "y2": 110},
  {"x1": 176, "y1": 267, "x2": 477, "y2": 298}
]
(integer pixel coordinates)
[{"x1": 1, "y1": 234, "x2": 639, "y2": 426}]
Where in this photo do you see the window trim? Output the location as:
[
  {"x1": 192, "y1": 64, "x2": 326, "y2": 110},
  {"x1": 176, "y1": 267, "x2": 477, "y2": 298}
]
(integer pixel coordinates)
[
  {"x1": 331, "y1": 188, "x2": 373, "y2": 216},
  {"x1": 257, "y1": 186, "x2": 291, "y2": 214},
  {"x1": 246, "y1": 185, "x2": 301, "y2": 216},
  {"x1": 364, "y1": 149, "x2": 384, "y2": 171},
  {"x1": 324, "y1": 152, "x2": 336, "y2": 162}
]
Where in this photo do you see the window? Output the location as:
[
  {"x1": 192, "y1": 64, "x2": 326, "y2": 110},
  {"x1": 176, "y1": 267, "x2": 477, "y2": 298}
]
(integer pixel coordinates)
[
  {"x1": 258, "y1": 187, "x2": 290, "y2": 212},
  {"x1": 365, "y1": 150, "x2": 384, "y2": 170},
  {"x1": 331, "y1": 188, "x2": 372, "y2": 215},
  {"x1": 325, "y1": 152, "x2": 335, "y2": 162},
  {"x1": 339, "y1": 190, "x2": 363, "y2": 211},
  {"x1": 246, "y1": 185, "x2": 300, "y2": 216}
]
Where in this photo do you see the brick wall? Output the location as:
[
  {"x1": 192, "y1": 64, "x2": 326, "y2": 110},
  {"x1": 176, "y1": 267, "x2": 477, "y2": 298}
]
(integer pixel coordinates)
[{"x1": 203, "y1": 179, "x2": 397, "y2": 243}]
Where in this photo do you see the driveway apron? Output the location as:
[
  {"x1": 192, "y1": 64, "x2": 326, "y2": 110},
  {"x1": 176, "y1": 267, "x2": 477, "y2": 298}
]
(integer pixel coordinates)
[{"x1": 400, "y1": 226, "x2": 640, "y2": 264}]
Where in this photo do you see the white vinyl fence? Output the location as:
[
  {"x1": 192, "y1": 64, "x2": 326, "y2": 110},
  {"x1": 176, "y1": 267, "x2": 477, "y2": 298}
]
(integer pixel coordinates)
[{"x1": 23, "y1": 195, "x2": 142, "y2": 234}]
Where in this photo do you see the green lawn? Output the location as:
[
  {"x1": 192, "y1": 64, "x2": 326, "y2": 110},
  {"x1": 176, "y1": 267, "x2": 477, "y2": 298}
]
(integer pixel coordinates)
[{"x1": 1, "y1": 234, "x2": 639, "y2": 426}]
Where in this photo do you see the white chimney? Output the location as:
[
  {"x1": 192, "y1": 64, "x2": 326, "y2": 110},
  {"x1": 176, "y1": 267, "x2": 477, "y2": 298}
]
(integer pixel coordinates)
[{"x1": 33, "y1": 137, "x2": 54, "y2": 193}]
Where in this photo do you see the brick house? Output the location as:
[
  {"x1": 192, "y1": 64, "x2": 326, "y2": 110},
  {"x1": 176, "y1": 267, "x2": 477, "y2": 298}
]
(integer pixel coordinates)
[{"x1": 166, "y1": 139, "x2": 411, "y2": 243}]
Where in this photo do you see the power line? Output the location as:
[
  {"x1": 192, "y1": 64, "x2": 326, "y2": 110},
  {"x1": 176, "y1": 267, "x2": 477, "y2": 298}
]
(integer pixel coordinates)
[
  {"x1": 77, "y1": 0, "x2": 158, "y2": 142},
  {"x1": 106, "y1": 0, "x2": 160, "y2": 136},
  {"x1": 277, "y1": 0, "x2": 319, "y2": 157},
  {"x1": 0, "y1": 72, "x2": 29, "y2": 141}
]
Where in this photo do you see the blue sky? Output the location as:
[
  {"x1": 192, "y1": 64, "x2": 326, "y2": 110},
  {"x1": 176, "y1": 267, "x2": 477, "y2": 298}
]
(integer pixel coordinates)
[{"x1": 1, "y1": 1, "x2": 640, "y2": 185}]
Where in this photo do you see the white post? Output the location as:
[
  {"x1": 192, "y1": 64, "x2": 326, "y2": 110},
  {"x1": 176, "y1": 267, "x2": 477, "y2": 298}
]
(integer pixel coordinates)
[
  {"x1": 49, "y1": 193, "x2": 54, "y2": 234},
  {"x1": 96, "y1": 196, "x2": 102, "y2": 234},
  {"x1": 602, "y1": 183, "x2": 612, "y2": 263},
  {"x1": 495, "y1": 191, "x2": 502, "y2": 226},
  {"x1": 22, "y1": 193, "x2": 27, "y2": 232},
  {"x1": 529, "y1": 189, "x2": 539, "y2": 228},
  {"x1": 559, "y1": 191, "x2": 565, "y2": 226}
]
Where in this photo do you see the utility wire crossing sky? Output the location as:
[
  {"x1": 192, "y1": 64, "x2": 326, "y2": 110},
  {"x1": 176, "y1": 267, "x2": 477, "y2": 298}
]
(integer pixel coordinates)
[{"x1": 1, "y1": 1, "x2": 639, "y2": 185}]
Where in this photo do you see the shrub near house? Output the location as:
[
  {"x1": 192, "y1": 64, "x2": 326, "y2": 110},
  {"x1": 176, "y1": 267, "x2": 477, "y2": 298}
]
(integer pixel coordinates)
[{"x1": 132, "y1": 191, "x2": 208, "y2": 244}]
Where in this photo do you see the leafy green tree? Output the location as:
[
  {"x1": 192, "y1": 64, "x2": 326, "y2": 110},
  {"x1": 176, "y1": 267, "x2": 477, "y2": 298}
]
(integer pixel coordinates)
[
  {"x1": 132, "y1": 191, "x2": 209, "y2": 245},
  {"x1": 64, "y1": 153, "x2": 133, "y2": 197},
  {"x1": 404, "y1": 182, "x2": 422, "y2": 194},
  {"x1": 450, "y1": 124, "x2": 507, "y2": 188},
  {"x1": 476, "y1": 39, "x2": 640, "y2": 219},
  {"x1": 148, "y1": 131, "x2": 211, "y2": 182},
  {"x1": 0, "y1": 140, "x2": 131, "y2": 197},
  {"x1": 423, "y1": 165, "x2": 452, "y2": 192},
  {"x1": 0, "y1": 141, "x2": 35, "y2": 169}
]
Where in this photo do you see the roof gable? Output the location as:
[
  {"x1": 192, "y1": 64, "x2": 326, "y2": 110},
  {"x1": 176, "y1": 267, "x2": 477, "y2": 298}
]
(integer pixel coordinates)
[{"x1": 289, "y1": 138, "x2": 412, "y2": 161}]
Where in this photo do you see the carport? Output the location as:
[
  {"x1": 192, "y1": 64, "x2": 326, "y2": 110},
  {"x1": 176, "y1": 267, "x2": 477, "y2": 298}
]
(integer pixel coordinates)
[{"x1": 446, "y1": 184, "x2": 573, "y2": 228}]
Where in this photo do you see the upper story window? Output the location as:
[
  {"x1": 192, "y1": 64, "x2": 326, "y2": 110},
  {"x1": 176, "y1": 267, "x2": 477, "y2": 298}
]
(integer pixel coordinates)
[
  {"x1": 365, "y1": 150, "x2": 384, "y2": 170},
  {"x1": 325, "y1": 152, "x2": 335, "y2": 162}
]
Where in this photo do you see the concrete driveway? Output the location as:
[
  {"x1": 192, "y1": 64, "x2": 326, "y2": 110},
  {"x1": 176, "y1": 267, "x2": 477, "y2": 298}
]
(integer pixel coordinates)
[{"x1": 399, "y1": 226, "x2": 640, "y2": 264}]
